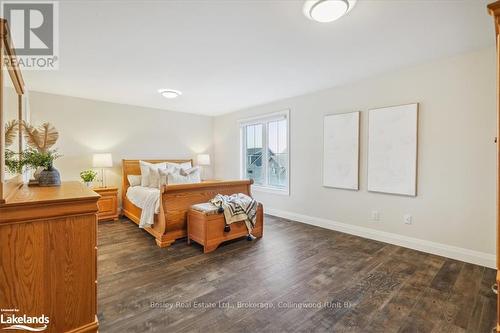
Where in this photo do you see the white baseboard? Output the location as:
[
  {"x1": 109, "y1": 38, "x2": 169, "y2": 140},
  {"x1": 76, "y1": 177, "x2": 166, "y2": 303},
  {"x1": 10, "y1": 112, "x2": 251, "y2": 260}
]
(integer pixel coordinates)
[{"x1": 265, "y1": 208, "x2": 495, "y2": 269}]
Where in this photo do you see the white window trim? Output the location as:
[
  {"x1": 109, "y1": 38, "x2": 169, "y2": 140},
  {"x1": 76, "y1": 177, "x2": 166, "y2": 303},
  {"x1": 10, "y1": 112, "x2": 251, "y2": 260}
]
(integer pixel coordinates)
[{"x1": 239, "y1": 109, "x2": 290, "y2": 196}]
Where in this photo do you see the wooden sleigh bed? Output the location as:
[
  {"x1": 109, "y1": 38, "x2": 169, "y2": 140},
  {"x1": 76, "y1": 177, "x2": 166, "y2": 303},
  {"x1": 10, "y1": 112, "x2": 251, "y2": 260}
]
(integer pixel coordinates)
[{"x1": 121, "y1": 159, "x2": 254, "y2": 247}]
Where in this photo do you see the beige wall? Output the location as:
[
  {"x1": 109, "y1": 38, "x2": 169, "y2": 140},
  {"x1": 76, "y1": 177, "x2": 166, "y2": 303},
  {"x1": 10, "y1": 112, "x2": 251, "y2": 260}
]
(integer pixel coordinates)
[
  {"x1": 213, "y1": 48, "x2": 497, "y2": 264},
  {"x1": 29, "y1": 92, "x2": 214, "y2": 199}
]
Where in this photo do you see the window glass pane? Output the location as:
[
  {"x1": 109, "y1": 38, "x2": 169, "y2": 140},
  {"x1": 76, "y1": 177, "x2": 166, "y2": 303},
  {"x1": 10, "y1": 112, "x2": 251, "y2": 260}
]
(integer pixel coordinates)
[
  {"x1": 245, "y1": 124, "x2": 264, "y2": 185},
  {"x1": 246, "y1": 125, "x2": 254, "y2": 148},
  {"x1": 278, "y1": 119, "x2": 287, "y2": 154},
  {"x1": 268, "y1": 121, "x2": 278, "y2": 153},
  {"x1": 268, "y1": 119, "x2": 288, "y2": 189}
]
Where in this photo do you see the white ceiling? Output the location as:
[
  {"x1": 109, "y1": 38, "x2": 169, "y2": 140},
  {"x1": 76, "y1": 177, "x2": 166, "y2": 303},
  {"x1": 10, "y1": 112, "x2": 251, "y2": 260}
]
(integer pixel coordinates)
[{"x1": 23, "y1": 0, "x2": 494, "y2": 116}]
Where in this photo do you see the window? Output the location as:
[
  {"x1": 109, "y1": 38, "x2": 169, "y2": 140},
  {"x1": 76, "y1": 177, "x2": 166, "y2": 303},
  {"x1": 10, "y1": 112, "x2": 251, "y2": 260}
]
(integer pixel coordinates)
[{"x1": 240, "y1": 110, "x2": 289, "y2": 194}]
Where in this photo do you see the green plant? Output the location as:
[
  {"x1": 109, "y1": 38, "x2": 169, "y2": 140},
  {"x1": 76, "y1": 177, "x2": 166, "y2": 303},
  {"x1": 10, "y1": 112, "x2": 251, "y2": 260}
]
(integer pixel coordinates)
[
  {"x1": 80, "y1": 169, "x2": 97, "y2": 183},
  {"x1": 5, "y1": 149, "x2": 23, "y2": 174},
  {"x1": 5, "y1": 148, "x2": 62, "y2": 175},
  {"x1": 4, "y1": 121, "x2": 62, "y2": 176},
  {"x1": 21, "y1": 148, "x2": 61, "y2": 170}
]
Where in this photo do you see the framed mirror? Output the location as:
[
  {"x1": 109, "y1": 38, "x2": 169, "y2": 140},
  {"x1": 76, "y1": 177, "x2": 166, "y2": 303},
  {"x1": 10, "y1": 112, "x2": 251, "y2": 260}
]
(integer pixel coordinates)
[
  {"x1": 4, "y1": 90, "x2": 27, "y2": 179},
  {"x1": 0, "y1": 18, "x2": 26, "y2": 203}
]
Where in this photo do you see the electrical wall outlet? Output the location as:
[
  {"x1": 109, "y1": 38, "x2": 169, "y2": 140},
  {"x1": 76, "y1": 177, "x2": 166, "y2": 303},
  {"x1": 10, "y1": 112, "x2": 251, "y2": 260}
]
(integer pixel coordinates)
[
  {"x1": 403, "y1": 214, "x2": 413, "y2": 225},
  {"x1": 371, "y1": 210, "x2": 380, "y2": 221}
]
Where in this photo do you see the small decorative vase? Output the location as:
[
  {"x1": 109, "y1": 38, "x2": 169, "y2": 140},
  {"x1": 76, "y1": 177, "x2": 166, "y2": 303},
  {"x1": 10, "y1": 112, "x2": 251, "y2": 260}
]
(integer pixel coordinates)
[
  {"x1": 84, "y1": 181, "x2": 93, "y2": 188},
  {"x1": 38, "y1": 164, "x2": 61, "y2": 187}
]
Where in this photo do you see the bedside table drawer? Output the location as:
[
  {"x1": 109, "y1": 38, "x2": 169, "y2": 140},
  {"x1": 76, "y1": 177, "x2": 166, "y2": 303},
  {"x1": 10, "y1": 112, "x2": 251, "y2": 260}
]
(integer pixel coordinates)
[
  {"x1": 93, "y1": 187, "x2": 119, "y2": 222},
  {"x1": 97, "y1": 197, "x2": 115, "y2": 214}
]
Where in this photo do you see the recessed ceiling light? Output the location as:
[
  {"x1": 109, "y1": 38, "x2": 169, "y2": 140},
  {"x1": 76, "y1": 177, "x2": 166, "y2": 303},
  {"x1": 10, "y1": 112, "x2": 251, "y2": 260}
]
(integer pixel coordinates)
[
  {"x1": 158, "y1": 89, "x2": 182, "y2": 99},
  {"x1": 303, "y1": 0, "x2": 356, "y2": 23}
]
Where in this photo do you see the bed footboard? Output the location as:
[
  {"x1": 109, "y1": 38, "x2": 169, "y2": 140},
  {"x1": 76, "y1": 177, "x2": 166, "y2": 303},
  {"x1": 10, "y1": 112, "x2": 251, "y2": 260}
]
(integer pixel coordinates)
[
  {"x1": 122, "y1": 176, "x2": 253, "y2": 247},
  {"x1": 156, "y1": 180, "x2": 253, "y2": 247}
]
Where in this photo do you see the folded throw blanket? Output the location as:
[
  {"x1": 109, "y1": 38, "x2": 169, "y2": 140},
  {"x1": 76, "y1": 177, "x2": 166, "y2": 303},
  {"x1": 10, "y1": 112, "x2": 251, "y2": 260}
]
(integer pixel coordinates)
[
  {"x1": 139, "y1": 190, "x2": 159, "y2": 228},
  {"x1": 126, "y1": 187, "x2": 160, "y2": 228},
  {"x1": 210, "y1": 193, "x2": 258, "y2": 233}
]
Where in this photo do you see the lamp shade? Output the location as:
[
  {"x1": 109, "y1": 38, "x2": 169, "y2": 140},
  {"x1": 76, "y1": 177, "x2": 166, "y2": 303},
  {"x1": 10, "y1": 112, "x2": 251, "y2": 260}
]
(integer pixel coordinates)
[
  {"x1": 92, "y1": 153, "x2": 113, "y2": 168},
  {"x1": 197, "y1": 154, "x2": 210, "y2": 166}
]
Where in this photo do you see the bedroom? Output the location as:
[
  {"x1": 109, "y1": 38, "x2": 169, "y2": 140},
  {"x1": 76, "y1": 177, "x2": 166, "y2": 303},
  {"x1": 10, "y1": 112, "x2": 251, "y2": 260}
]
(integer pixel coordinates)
[{"x1": 0, "y1": 0, "x2": 499, "y2": 332}]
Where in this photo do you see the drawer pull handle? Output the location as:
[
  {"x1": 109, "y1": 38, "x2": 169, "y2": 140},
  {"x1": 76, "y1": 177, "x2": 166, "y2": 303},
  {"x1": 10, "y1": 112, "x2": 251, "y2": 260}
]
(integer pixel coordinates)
[{"x1": 492, "y1": 283, "x2": 498, "y2": 295}]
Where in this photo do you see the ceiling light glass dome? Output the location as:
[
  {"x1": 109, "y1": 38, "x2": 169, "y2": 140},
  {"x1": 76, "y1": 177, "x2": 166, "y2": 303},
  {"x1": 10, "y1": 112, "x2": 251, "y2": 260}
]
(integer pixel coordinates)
[{"x1": 303, "y1": 0, "x2": 356, "y2": 23}]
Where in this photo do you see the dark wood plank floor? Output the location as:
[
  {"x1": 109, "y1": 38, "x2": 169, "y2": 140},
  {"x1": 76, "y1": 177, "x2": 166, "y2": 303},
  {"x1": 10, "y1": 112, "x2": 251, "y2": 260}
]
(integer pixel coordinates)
[{"x1": 97, "y1": 215, "x2": 496, "y2": 333}]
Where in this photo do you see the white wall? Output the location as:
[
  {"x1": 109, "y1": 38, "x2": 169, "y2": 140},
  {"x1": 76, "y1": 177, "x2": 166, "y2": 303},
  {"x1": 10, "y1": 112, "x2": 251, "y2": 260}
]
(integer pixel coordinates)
[
  {"x1": 27, "y1": 48, "x2": 497, "y2": 267},
  {"x1": 28, "y1": 92, "x2": 214, "y2": 199},
  {"x1": 213, "y1": 48, "x2": 497, "y2": 265}
]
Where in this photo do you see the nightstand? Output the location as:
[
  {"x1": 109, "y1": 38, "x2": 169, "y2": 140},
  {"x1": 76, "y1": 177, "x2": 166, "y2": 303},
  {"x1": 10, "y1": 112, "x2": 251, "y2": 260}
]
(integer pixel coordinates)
[{"x1": 93, "y1": 187, "x2": 119, "y2": 222}]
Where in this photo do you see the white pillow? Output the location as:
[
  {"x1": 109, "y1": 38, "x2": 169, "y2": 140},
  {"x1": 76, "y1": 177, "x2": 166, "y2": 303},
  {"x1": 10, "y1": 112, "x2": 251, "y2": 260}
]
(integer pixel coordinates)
[
  {"x1": 139, "y1": 161, "x2": 167, "y2": 187},
  {"x1": 167, "y1": 167, "x2": 201, "y2": 184},
  {"x1": 166, "y1": 161, "x2": 192, "y2": 172},
  {"x1": 148, "y1": 166, "x2": 162, "y2": 188},
  {"x1": 180, "y1": 166, "x2": 199, "y2": 176},
  {"x1": 145, "y1": 168, "x2": 172, "y2": 189},
  {"x1": 127, "y1": 175, "x2": 141, "y2": 187},
  {"x1": 159, "y1": 169, "x2": 169, "y2": 188}
]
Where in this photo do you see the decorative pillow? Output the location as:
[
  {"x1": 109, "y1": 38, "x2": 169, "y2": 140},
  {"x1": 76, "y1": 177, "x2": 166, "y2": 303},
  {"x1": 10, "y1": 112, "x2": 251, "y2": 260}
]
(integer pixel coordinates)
[
  {"x1": 167, "y1": 167, "x2": 201, "y2": 184},
  {"x1": 139, "y1": 161, "x2": 167, "y2": 187},
  {"x1": 127, "y1": 175, "x2": 141, "y2": 187},
  {"x1": 180, "y1": 166, "x2": 200, "y2": 176},
  {"x1": 148, "y1": 166, "x2": 162, "y2": 188},
  {"x1": 166, "y1": 161, "x2": 192, "y2": 173},
  {"x1": 159, "y1": 169, "x2": 170, "y2": 188}
]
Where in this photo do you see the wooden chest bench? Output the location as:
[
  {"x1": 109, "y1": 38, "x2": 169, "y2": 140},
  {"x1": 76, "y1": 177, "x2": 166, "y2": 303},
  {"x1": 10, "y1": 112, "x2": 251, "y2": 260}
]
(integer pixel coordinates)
[{"x1": 187, "y1": 202, "x2": 263, "y2": 253}]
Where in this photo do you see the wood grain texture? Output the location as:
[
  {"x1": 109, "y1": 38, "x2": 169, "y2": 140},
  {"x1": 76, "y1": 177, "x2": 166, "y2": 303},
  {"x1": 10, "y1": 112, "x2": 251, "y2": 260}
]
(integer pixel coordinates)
[
  {"x1": 0, "y1": 182, "x2": 100, "y2": 225},
  {"x1": 97, "y1": 215, "x2": 496, "y2": 332},
  {"x1": 121, "y1": 159, "x2": 253, "y2": 247},
  {"x1": 0, "y1": 182, "x2": 99, "y2": 333},
  {"x1": 93, "y1": 187, "x2": 119, "y2": 222},
  {"x1": 187, "y1": 203, "x2": 263, "y2": 253}
]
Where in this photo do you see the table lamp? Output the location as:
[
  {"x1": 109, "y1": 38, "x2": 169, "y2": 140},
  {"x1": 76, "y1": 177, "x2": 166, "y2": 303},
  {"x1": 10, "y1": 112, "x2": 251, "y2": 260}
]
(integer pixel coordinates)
[
  {"x1": 93, "y1": 153, "x2": 113, "y2": 188},
  {"x1": 197, "y1": 154, "x2": 210, "y2": 180}
]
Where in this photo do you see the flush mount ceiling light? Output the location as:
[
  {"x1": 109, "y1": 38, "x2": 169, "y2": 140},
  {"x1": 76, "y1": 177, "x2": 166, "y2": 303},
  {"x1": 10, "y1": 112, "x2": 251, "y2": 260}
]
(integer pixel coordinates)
[
  {"x1": 158, "y1": 89, "x2": 182, "y2": 99},
  {"x1": 303, "y1": 0, "x2": 356, "y2": 23}
]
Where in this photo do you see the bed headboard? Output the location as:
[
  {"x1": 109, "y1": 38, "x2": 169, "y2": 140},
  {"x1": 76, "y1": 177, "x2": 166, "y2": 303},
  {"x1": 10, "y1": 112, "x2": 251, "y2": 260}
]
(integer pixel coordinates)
[{"x1": 121, "y1": 159, "x2": 193, "y2": 192}]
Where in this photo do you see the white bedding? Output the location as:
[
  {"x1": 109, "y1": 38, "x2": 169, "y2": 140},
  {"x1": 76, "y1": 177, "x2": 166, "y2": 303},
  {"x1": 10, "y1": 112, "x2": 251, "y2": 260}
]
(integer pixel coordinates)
[{"x1": 126, "y1": 186, "x2": 161, "y2": 228}]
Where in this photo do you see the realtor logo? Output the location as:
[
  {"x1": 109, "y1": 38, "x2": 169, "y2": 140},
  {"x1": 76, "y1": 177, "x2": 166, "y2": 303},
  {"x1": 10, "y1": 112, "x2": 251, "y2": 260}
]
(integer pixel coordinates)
[
  {"x1": 1, "y1": 1, "x2": 59, "y2": 69},
  {"x1": 0, "y1": 309, "x2": 49, "y2": 331}
]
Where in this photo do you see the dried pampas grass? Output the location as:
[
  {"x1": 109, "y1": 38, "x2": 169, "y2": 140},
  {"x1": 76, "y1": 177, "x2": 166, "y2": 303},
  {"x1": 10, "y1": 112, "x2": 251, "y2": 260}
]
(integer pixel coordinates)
[
  {"x1": 22, "y1": 121, "x2": 59, "y2": 152},
  {"x1": 4, "y1": 119, "x2": 18, "y2": 147}
]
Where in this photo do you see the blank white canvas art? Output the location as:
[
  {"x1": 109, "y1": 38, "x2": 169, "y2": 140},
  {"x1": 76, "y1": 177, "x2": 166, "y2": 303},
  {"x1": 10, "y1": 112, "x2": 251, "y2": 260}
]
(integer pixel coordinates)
[
  {"x1": 367, "y1": 103, "x2": 418, "y2": 196},
  {"x1": 323, "y1": 112, "x2": 359, "y2": 190}
]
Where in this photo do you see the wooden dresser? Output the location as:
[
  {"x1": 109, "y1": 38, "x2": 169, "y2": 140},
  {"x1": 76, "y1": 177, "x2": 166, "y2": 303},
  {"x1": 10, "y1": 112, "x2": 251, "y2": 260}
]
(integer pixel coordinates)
[
  {"x1": 0, "y1": 182, "x2": 100, "y2": 333},
  {"x1": 93, "y1": 187, "x2": 119, "y2": 222}
]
